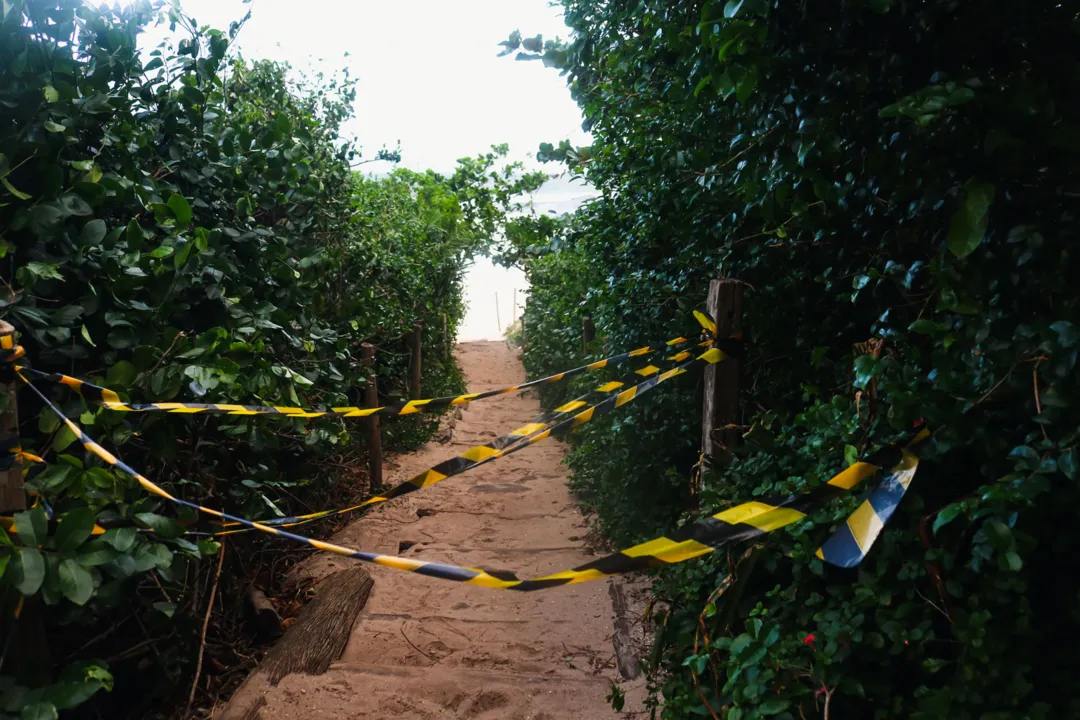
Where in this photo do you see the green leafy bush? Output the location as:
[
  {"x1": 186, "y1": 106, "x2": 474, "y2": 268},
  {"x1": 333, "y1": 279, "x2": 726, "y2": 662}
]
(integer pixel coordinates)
[
  {"x1": 504, "y1": 0, "x2": 1080, "y2": 717},
  {"x1": 0, "y1": 1, "x2": 538, "y2": 716}
]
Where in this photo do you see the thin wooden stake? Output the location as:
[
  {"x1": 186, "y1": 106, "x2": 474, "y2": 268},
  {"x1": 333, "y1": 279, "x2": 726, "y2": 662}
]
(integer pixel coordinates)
[
  {"x1": 409, "y1": 322, "x2": 423, "y2": 400},
  {"x1": 442, "y1": 312, "x2": 449, "y2": 361},
  {"x1": 701, "y1": 279, "x2": 744, "y2": 460},
  {"x1": 582, "y1": 316, "x2": 595, "y2": 356},
  {"x1": 361, "y1": 343, "x2": 383, "y2": 490},
  {"x1": 0, "y1": 319, "x2": 24, "y2": 513},
  {"x1": 188, "y1": 538, "x2": 225, "y2": 712}
]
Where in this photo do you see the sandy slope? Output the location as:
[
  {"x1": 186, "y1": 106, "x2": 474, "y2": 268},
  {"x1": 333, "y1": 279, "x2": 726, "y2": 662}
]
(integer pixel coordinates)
[{"x1": 254, "y1": 341, "x2": 642, "y2": 720}]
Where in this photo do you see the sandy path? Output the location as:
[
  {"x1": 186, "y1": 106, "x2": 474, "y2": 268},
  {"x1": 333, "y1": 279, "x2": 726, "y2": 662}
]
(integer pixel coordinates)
[{"x1": 256, "y1": 341, "x2": 640, "y2": 720}]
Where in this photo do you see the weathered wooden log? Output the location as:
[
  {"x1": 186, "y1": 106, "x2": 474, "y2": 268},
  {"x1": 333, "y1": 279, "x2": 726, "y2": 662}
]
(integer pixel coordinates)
[{"x1": 218, "y1": 568, "x2": 374, "y2": 720}]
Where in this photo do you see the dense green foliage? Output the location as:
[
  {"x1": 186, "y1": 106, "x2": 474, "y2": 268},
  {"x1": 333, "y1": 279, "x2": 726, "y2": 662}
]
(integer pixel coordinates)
[
  {"x1": 504, "y1": 1, "x2": 1080, "y2": 717},
  {"x1": 0, "y1": 1, "x2": 537, "y2": 716}
]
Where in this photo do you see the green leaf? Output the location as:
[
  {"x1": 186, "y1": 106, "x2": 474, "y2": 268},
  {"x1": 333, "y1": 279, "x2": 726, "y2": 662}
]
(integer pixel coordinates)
[
  {"x1": 196, "y1": 538, "x2": 221, "y2": 555},
  {"x1": 20, "y1": 702, "x2": 58, "y2": 720},
  {"x1": 44, "y1": 120, "x2": 67, "y2": 133},
  {"x1": 174, "y1": 239, "x2": 194, "y2": 269},
  {"x1": 168, "y1": 194, "x2": 193, "y2": 226},
  {"x1": 933, "y1": 504, "x2": 963, "y2": 534},
  {"x1": 43, "y1": 84, "x2": 59, "y2": 102},
  {"x1": 54, "y1": 508, "x2": 98, "y2": 552},
  {"x1": 985, "y1": 518, "x2": 1013, "y2": 551},
  {"x1": 14, "y1": 505, "x2": 48, "y2": 546},
  {"x1": 58, "y1": 558, "x2": 95, "y2": 605},
  {"x1": 1003, "y1": 551, "x2": 1023, "y2": 572},
  {"x1": 1008, "y1": 445, "x2": 1039, "y2": 470},
  {"x1": 126, "y1": 219, "x2": 145, "y2": 251},
  {"x1": 106, "y1": 360, "x2": 137, "y2": 388},
  {"x1": 51, "y1": 424, "x2": 77, "y2": 452},
  {"x1": 907, "y1": 319, "x2": 941, "y2": 335},
  {"x1": 14, "y1": 548, "x2": 46, "y2": 594},
  {"x1": 2, "y1": 176, "x2": 32, "y2": 200},
  {"x1": 182, "y1": 85, "x2": 206, "y2": 105},
  {"x1": 1060, "y1": 448, "x2": 1077, "y2": 481},
  {"x1": 947, "y1": 180, "x2": 995, "y2": 258},
  {"x1": 25, "y1": 262, "x2": 63, "y2": 281},
  {"x1": 79, "y1": 219, "x2": 107, "y2": 246},
  {"x1": 148, "y1": 245, "x2": 174, "y2": 259},
  {"x1": 135, "y1": 512, "x2": 185, "y2": 539},
  {"x1": 1050, "y1": 321, "x2": 1078, "y2": 348},
  {"x1": 80, "y1": 324, "x2": 97, "y2": 347},
  {"x1": 759, "y1": 698, "x2": 790, "y2": 715},
  {"x1": 104, "y1": 527, "x2": 136, "y2": 552},
  {"x1": 153, "y1": 600, "x2": 177, "y2": 617},
  {"x1": 853, "y1": 355, "x2": 881, "y2": 390},
  {"x1": 724, "y1": 0, "x2": 745, "y2": 18},
  {"x1": 844, "y1": 444, "x2": 858, "y2": 467}
]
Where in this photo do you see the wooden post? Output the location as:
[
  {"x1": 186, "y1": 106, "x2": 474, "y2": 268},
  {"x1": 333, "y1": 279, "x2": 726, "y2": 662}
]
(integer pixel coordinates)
[
  {"x1": 0, "y1": 320, "x2": 25, "y2": 513},
  {"x1": 0, "y1": 320, "x2": 49, "y2": 687},
  {"x1": 409, "y1": 322, "x2": 422, "y2": 400},
  {"x1": 582, "y1": 316, "x2": 595, "y2": 356},
  {"x1": 441, "y1": 312, "x2": 449, "y2": 361},
  {"x1": 701, "y1": 279, "x2": 744, "y2": 460},
  {"x1": 360, "y1": 343, "x2": 383, "y2": 490}
]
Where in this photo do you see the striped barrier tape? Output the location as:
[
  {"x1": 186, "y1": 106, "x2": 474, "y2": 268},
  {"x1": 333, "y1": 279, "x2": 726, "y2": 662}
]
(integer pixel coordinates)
[
  {"x1": 217, "y1": 346, "x2": 715, "y2": 534},
  {"x1": 0, "y1": 444, "x2": 108, "y2": 537},
  {"x1": 17, "y1": 347, "x2": 731, "y2": 590},
  {"x1": 18, "y1": 334, "x2": 740, "y2": 419},
  {"x1": 815, "y1": 442, "x2": 921, "y2": 567},
  {"x1": 25, "y1": 371, "x2": 927, "y2": 590}
]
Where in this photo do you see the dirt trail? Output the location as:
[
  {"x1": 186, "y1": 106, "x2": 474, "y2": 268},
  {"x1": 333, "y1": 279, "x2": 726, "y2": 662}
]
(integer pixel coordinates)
[{"x1": 256, "y1": 341, "x2": 643, "y2": 719}]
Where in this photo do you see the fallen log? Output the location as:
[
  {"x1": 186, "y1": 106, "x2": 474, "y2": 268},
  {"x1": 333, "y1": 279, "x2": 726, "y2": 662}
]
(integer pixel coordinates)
[{"x1": 218, "y1": 567, "x2": 374, "y2": 720}]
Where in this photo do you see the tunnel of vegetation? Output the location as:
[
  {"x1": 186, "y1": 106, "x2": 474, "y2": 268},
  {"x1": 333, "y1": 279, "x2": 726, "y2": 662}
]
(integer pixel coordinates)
[
  {"x1": 0, "y1": 1, "x2": 541, "y2": 716},
  {"x1": 502, "y1": 1, "x2": 1080, "y2": 718}
]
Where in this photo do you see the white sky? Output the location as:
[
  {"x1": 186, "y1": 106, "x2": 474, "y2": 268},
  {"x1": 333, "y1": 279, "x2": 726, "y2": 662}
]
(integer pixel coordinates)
[{"x1": 138, "y1": 0, "x2": 600, "y2": 340}]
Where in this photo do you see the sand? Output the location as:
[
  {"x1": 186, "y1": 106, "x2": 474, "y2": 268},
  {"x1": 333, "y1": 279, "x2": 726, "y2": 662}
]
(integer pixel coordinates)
[{"x1": 252, "y1": 341, "x2": 644, "y2": 720}]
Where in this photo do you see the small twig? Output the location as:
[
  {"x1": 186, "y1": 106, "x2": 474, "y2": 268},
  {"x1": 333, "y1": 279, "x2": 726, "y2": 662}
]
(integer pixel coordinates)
[
  {"x1": 188, "y1": 540, "x2": 225, "y2": 712},
  {"x1": 823, "y1": 685, "x2": 834, "y2": 720},
  {"x1": 971, "y1": 364, "x2": 1017, "y2": 408},
  {"x1": 400, "y1": 621, "x2": 435, "y2": 663},
  {"x1": 1033, "y1": 362, "x2": 1049, "y2": 441},
  {"x1": 150, "y1": 571, "x2": 173, "y2": 603},
  {"x1": 149, "y1": 331, "x2": 186, "y2": 374},
  {"x1": 67, "y1": 617, "x2": 128, "y2": 660}
]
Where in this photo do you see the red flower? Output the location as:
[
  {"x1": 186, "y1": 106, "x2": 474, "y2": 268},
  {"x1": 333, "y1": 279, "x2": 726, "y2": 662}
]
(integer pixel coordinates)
[{"x1": 803, "y1": 633, "x2": 816, "y2": 647}]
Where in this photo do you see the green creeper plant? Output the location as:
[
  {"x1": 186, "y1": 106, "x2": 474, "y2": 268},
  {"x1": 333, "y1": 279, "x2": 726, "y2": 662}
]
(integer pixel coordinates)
[
  {"x1": 0, "y1": 1, "x2": 539, "y2": 716},
  {"x1": 503, "y1": 0, "x2": 1080, "y2": 717}
]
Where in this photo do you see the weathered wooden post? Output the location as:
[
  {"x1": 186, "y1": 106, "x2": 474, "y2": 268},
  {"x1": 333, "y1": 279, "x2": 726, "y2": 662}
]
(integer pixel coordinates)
[
  {"x1": 582, "y1": 316, "x2": 595, "y2": 356},
  {"x1": 0, "y1": 321, "x2": 50, "y2": 684},
  {"x1": 409, "y1": 322, "x2": 423, "y2": 400},
  {"x1": 360, "y1": 343, "x2": 383, "y2": 490},
  {"x1": 0, "y1": 320, "x2": 24, "y2": 513},
  {"x1": 441, "y1": 313, "x2": 449, "y2": 361},
  {"x1": 701, "y1": 279, "x2": 744, "y2": 460}
]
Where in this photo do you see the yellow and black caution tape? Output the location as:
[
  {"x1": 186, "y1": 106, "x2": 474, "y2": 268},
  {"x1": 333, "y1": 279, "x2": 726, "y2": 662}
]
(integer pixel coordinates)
[
  {"x1": 19, "y1": 333, "x2": 740, "y2": 419},
  {"x1": 16, "y1": 348, "x2": 730, "y2": 590},
  {"x1": 25, "y1": 371, "x2": 927, "y2": 590},
  {"x1": 815, "y1": 435, "x2": 923, "y2": 567},
  {"x1": 0, "y1": 451, "x2": 108, "y2": 538},
  {"x1": 218, "y1": 344, "x2": 729, "y2": 533}
]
